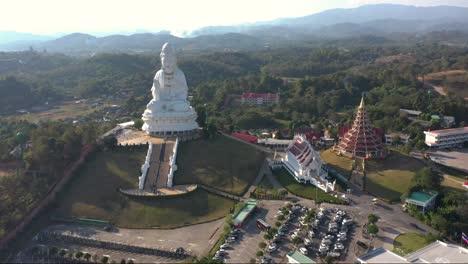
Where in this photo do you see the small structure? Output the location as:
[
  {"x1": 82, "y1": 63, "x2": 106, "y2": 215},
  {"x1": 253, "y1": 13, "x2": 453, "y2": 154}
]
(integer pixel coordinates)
[
  {"x1": 400, "y1": 109, "x2": 422, "y2": 119},
  {"x1": 384, "y1": 132, "x2": 410, "y2": 145},
  {"x1": 232, "y1": 200, "x2": 257, "y2": 228},
  {"x1": 442, "y1": 115, "x2": 455, "y2": 128},
  {"x1": 286, "y1": 250, "x2": 315, "y2": 264},
  {"x1": 320, "y1": 130, "x2": 335, "y2": 147},
  {"x1": 405, "y1": 189, "x2": 438, "y2": 214},
  {"x1": 282, "y1": 135, "x2": 335, "y2": 192},
  {"x1": 357, "y1": 240, "x2": 468, "y2": 263},
  {"x1": 240, "y1": 93, "x2": 279, "y2": 105},
  {"x1": 257, "y1": 138, "x2": 292, "y2": 151},
  {"x1": 334, "y1": 96, "x2": 386, "y2": 159},
  {"x1": 424, "y1": 126, "x2": 468, "y2": 148}
]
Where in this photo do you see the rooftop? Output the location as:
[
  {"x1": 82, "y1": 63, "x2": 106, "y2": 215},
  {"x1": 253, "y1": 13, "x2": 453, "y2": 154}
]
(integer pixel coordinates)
[
  {"x1": 358, "y1": 241, "x2": 468, "y2": 263},
  {"x1": 232, "y1": 200, "x2": 257, "y2": 224},
  {"x1": 358, "y1": 247, "x2": 407, "y2": 263},
  {"x1": 405, "y1": 240, "x2": 468, "y2": 263},
  {"x1": 287, "y1": 250, "x2": 316, "y2": 263},
  {"x1": 424, "y1": 126, "x2": 468, "y2": 136},
  {"x1": 400, "y1": 109, "x2": 422, "y2": 116},
  {"x1": 407, "y1": 190, "x2": 438, "y2": 203},
  {"x1": 241, "y1": 93, "x2": 279, "y2": 99}
]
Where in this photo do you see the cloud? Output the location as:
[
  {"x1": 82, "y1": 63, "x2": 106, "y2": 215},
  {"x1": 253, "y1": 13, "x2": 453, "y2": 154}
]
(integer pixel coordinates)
[{"x1": 349, "y1": 0, "x2": 468, "y2": 7}]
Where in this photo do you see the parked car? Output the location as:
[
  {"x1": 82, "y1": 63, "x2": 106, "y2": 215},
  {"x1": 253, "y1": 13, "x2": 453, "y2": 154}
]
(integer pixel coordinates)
[
  {"x1": 304, "y1": 238, "x2": 313, "y2": 246},
  {"x1": 299, "y1": 247, "x2": 308, "y2": 255},
  {"x1": 334, "y1": 243, "x2": 344, "y2": 250},
  {"x1": 321, "y1": 239, "x2": 333, "y2": 245},
  {"x1": 328, "y1": 251, "x2": 340, "y2": 257},
  {"x1": 220, "y1": 244, "x2": 230, "y2": 249},
  {"x1": 342, "y1": 218, "x2": 353, "y2": 225}
]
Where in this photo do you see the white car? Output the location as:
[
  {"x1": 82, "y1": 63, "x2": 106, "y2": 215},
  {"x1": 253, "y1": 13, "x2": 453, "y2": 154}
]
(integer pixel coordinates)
[
  {"x1": 268, "y1": 243, "x2": 277, "y2": 250},
  {"x1": 304, "y1": 238, "x2": 312, "y2": 246},
  {"x1": 342, "y1": 218, "x2": 353, "y2": 225},
  {"x1": 291, "y1": 233, "x2": 298, "y2": 239},
  {"x1": 319, "y1": 245, "x2": 329, "y2": 252},
  {"x1": 321, "y1": 239, "x2": 333, "y2": 245},
  {"x1": 220, "y1": 244, "x2": 229, "y2": 249},
  {"x1": 334, "y1": 243, "x2": 344, "y2": 250},
  {"x1": 299, "y1": 247, "x2": 308, "y2": 255},
  {"x1": 328, "y1": 251, "x2": 340, "y2": 257}
]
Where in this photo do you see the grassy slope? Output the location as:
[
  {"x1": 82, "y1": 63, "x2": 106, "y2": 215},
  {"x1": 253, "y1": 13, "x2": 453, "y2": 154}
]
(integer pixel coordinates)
[
  {"x1": 321, "y1": 149, "x2": 354, "y2": 177},
  {"x1": 393, "y1": 233, "x2": 430, "y2": 255},
  {"x1": 55, "y1": 148, "x2": 234, "y2": 228},
  {"x1": 174, "y1": 135, "x2": 265, "y2": 195},
  {"x1": 365, "y1": 152, "x2": 424, "y2": 201},
  {"x1": 273, "y1": 168, "x2": 345, "y2": 204}
]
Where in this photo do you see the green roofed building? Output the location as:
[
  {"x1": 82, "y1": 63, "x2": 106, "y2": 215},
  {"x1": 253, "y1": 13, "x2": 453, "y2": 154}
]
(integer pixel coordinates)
[
  {"x1": 405, "y1": 189, "x2": 438, "y2": 214},
  {"x1": 287, "y1": 250, "x2": 315, "y2": 264},
  {"x1": 232, "y1": 200, "x2": 257, "y2": 228}
]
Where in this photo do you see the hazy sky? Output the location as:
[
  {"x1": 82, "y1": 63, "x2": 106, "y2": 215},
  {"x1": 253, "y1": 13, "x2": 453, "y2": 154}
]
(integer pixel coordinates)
[{"x1": 2, "y1": 0, "x2": 468, "y2": 35}]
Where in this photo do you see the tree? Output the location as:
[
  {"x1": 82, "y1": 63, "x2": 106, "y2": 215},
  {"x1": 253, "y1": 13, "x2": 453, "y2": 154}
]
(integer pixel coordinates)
[
  {"x1": 133, "y1": 119, "x2": 144, "y2": 129},
  {"x1": 292, "y1": 237, "x2": 303, "y2": 245},
  {"x1": 275, "y1": 221, "x2": 281, "y2": 227},
  {"x1": 430, "y1": 214, "x2": 449, "y2": 232},
  {"x1": 368, "y1": 214, "x2": 380, "y2": 224},
  {"x1": 101, "y1": 255, "x2": 109, "y2": 264},
  {"x1": 258, "y1": 242, "x2": 266, "y2": 249},
  {"x1": 102, "y1": 135, "x2": 118, "y2": 149},
  {"x1": 75, "y1": 251, "x2": 84, "y2": 259},
  {"x1": 120, "y1": 259, "x2": 126, "y2": 264},
  {"x1": 84, "y1": 253, "x2": 92, "y2": 262},
  {"x1": 367, "y1": 224, "x2": 379, "y2": 236},
  {"x1": 59, "y1": 249, "x2": 67, "y2": 258},
  {"x1": 410, "y1": 167, "x2": 441, "y2": 190},
  {"x1": 392, "y1": 135, "x2": 401, "y2": 145},
  {"x1": 263, "y1": 233, "x2": 273, "y2": 240},
  {"x1": 256, "y1": 251, "x2": 264, "y2": 257}
]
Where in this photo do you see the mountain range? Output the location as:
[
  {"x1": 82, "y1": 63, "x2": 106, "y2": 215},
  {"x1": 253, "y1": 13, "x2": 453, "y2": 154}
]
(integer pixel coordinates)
[{"x1": 1, "y1": 4, "x2": 468, "y2": 56}]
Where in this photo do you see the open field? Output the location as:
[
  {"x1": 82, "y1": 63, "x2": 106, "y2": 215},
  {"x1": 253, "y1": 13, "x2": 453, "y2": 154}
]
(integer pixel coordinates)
[
  {"x1": 55, "y1": 148, "x2": 235, "y2": 228},
  {"x1": 8, "y1": 101, "x2": 110, "y2": 123},
  {"x1": 365, "y1": 152, "x2": 424, "y2": 202},
  {"x1": 419, "y1": 70, "x2": 468, "y2": 99},
  {"x1": 321, "y1": 149, "x2": 354, "y2": 178},
  {"x1": 441, "y1": 174, "x2": 467, "y2": 192},
  {"x1": 174, "y1": 135, "x2": 265, "y2": 195},
  {"x1": 393, "y1": 233, "x2": 430, "y2": 255},
  {"x1": 273, "y1": 167, "x2": 345, "y2": 204}
]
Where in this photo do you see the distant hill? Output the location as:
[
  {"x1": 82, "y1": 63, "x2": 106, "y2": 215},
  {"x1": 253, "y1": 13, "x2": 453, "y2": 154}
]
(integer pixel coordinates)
[{"x1": 2, "y1": 4, "x2": 468, "y2": 55}]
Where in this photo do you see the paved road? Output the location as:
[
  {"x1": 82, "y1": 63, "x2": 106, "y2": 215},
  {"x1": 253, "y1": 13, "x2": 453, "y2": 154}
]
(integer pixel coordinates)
[{"x1": 29, "y1": 218, "x2": 225, "y2": 259}]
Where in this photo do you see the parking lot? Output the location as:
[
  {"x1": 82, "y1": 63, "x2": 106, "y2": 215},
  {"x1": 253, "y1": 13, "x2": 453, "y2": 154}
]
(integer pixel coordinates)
[{"x1": 218, "y1": 199, "x2": 359, "y2": 263}]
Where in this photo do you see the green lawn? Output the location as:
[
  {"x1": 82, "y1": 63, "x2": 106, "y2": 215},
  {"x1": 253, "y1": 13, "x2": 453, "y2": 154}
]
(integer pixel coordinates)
[
  {"x1": 365, "y1": 152, "x2": 424, "y2": 202},
  {"x1": 393, "y1": 233, "x2": 431, "y2": 255},
  {"x1": 273, "y1": 168, "x2": 345, "y2": 204},
  {"x1": 174, "y1": 135, "x2": 265, "y2": 195},
  {"x1": 321, "y1": 149, "x2": 354, "y2": 178},
  {"x1": 55, "y1": 148, "x2": 235, "y2": 228}
]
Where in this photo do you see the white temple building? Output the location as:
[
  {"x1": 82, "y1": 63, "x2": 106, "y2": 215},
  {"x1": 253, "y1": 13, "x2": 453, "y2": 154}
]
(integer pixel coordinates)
[
  {"x1": 282, "y1": 135, "x2": 335, "y2": 192},
  {"x1": 142, "y1": 43, "x2": 199, "y2": 137}
]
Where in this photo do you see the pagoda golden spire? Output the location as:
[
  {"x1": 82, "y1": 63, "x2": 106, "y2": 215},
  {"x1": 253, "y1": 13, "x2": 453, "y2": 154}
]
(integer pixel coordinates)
[{"x1": 359, "y1": 95, "x2": 365, "y2": 109}]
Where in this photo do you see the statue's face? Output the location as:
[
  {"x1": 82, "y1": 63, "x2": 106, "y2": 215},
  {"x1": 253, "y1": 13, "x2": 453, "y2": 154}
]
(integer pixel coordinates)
[{"x1": 161, "y1": 52, "x2": 176, "y2": 71}]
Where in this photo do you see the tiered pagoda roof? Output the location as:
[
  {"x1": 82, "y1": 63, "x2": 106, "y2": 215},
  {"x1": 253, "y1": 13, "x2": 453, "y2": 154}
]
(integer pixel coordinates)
[{"x1": 335, "y1": 96, "x2": 386, "y2": 159}]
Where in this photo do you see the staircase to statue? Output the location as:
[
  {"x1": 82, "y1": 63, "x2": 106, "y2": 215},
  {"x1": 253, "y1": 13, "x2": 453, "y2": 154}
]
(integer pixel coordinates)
[{"x1": 143, "y1": 139, "x2": 175, "y2": 192}]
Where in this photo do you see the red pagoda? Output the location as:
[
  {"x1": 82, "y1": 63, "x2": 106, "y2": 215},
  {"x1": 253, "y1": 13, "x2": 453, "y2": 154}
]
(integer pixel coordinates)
[{"x1": 334, "y1": 96, "x2": 386, "y2": 159}]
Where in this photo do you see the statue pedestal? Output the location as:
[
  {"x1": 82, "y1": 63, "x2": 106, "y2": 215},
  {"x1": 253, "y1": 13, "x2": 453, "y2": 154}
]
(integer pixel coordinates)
[{"x1": 142, "y1": 106, "x2": 198, "y2": 137}]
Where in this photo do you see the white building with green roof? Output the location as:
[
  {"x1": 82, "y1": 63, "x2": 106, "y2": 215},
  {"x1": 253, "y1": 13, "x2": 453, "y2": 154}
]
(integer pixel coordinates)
[
  {"x1": 405, "y1": 189, "x2": 438, "y2": 214},
  {"x1": 287, "y1": 250, "x2": 315, "y2": 264}
]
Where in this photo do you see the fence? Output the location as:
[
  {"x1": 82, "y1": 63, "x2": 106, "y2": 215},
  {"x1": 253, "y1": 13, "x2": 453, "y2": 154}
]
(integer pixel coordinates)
[{"x1": 37, "y1": 231, "x2": 190, "y2": 259}]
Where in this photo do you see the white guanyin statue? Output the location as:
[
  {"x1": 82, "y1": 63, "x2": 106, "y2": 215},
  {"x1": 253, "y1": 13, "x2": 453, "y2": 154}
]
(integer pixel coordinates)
[{"x1": 142, "y1": 43, "x2": 198, "y2": 136}]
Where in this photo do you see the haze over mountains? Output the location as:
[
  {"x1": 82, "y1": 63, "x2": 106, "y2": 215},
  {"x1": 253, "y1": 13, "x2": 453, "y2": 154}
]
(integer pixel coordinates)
[{"x1": 1, "y1": 4, "x2": 468, "y2": 56}]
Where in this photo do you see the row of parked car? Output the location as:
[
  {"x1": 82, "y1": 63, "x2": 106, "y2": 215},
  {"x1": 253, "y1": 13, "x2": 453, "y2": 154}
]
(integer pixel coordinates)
[
  {"x1": 316, "y1": 207, "x2": 353, "y2": 258},
  {"x1": 212, "y1": 228, "x2": 242, "y2": 261}
]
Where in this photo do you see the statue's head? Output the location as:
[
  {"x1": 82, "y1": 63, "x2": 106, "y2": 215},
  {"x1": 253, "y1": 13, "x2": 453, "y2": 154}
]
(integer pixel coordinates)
[{"x1": 161, "y1": 42, "x2": 176, "y2": 72}]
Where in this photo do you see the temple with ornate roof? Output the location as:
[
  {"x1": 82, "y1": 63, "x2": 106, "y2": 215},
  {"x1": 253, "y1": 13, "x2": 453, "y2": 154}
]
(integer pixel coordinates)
[
  {"x1": 282, "y1": 135, "x2": 335, "y2": 192},
  {"x1": 334, "y1": 96, "x2": 386, "y2": 159}
]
